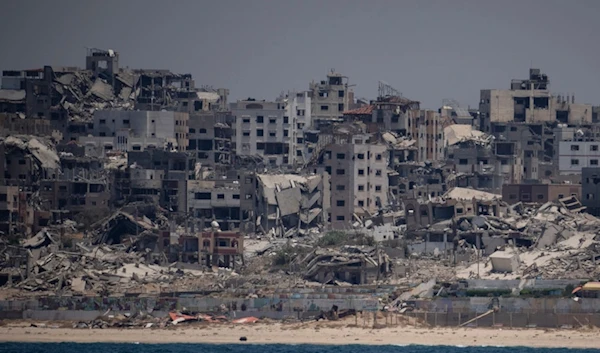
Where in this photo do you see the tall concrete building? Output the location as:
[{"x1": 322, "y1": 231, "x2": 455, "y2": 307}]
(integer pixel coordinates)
[
  {"x1": 309, "y1": 71, "x2": 349, "y2": 128},
  {"x1": 315, "y1": 123, "x2": 388, "y2": 229},
  {"x1": 582, "y1": 167, "x2": 600, "y2": 216},
  {"x1": 231, "y1": 99, "x2": 296, "y2": 167},
  {"x1": 187, "y1": 111, "x2": 234, "y2": 172},
  {"x1": 413, "y1": 110, "x2": 445, "y2": 162},
  {"x1": 285, "y1": 91, "x2": 312, "y2": 166}
]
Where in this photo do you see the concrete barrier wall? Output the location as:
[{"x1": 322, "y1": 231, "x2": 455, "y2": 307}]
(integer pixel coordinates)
[
  {"x1": 0, "y1": 296, "x2": 379, "y2": 314},
  {"x1": 414, "y1": 297, "x2": 600, "y2": 314},
  {"x1": 465, "y1": 279, "x2": 583, "y2": 290},
  {"x1": 410, "y1": 311, "x2": 600, "y2": 328}
]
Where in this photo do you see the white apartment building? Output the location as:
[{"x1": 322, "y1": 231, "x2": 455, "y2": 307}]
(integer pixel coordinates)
[
  {"x1": 231, "y1": 99, "x2": 297, "y2": 167},
  {"x1": 557, "y1": 140, "x2": 600, "y2": 175},
  {"x1": 80, "y1": 110, "x2": 189, "y2": 156}
]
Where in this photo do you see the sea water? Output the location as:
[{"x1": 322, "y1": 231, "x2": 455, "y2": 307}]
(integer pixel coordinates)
[{"x1": 1, "y1": 344, "x2": 599, "y2": 353}]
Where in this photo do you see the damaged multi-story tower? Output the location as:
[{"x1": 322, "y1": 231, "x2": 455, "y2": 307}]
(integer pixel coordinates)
[
  {"x1": 479, "y1": 68, "x2": 593, "y2": 182},
  {"x1": 309, "y1": 70, "x2": 351, "y2": 129},
  {"x1": 309, "y1": 122, "x2": 389, "y2": 229},
  {"x1": 240, "y1": 172, "x2": 330, "y2": 237}
]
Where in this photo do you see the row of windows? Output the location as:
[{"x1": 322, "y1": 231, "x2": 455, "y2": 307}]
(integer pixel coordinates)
[
  {"x1": 241, "y1": 116, "x2": 289, "y2": 124},
  {"x1": 325, "y1": 166, "x2": 384, "y2": 177},
  {"x1": 335, "y1": 184, "x2": 383, "y2": 192},
  {"x1": 508, "y1": 193, "x2": 575, "y2": 200},
  {"x1": 318, "y1": 90, "x2": 345, "y2": 98},
  {"x1": 570, "y1": 144, "x2": 599, "y2": 151},
  {"x1": 331, "y1": 152, "x2": 383, "y2": 161},
  {"x1": 320, "y1": 104, "x2": 345, "y2": 112},
  {"x1": 241, "y1": 129, "x2": 290, "y2": 137},
  {"x1": 194, "y1": 192, "x2": 241, "y2": 200},
  {"x1": 570, "y1": 159, "x2": 599, "y2": 166}
]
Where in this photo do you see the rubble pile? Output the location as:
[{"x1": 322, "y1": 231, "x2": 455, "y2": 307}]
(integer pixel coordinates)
[
  {"x1": 292, "y1": 245, "x2": 392, "y2": 285},
  {"x1": 71, "y1": 310, "x2": 261, "y2": 330},
  {"x1": 52, "y1": 69, "x2": 135, "y2": 123},
  {"x1": 455, "y1": 197, "x2": 600, "y2": 280},
  {"x1": 13, "y1": 242, "x2": 205, "y2": 295}
]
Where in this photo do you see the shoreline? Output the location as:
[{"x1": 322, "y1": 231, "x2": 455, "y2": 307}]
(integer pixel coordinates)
[{"x1": 1, "y1": 323, "x2": 600, "y2": 348}]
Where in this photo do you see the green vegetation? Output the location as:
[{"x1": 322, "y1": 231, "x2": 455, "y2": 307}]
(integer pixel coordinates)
[{"x1": 272, "y1": 245, "x2": 296, "y2": 266}]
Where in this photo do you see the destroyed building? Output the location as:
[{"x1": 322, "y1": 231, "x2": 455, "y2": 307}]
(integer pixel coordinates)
[
  {"x1": 0, "y1": 48, "x2": 228, "y2": 144},
  {"x1": 240, "y1": 172, "x2": 330, "y2": 237},
  {"x1": 199, "y1": 230, "x2": 244, "y2": 268},
  {"x1": 444, "y1": 124, "x2": 516, "y2": 193},
  {"x1": 187, "y1": 111, "x2": 234, "y2": 172},
  {"x1": 480, "y1": 68, "x2": 592, "y2": 133},
  {"x1": 502, "y1": 183, "x2": 581, "y2": 204},
  {"x1": 0, "y1": 113, "x2": 52, "y2": 137},
  {"x1": 309, "y1": 71, "x2": 351, "y2": 128},
  {"x1": 187, "y1": 177, "x2": 241, "y2": 231},
  {"x1": 293, "y1": 246, "x2": 392, "y2": 285},
  {"x1": 80, "y1": 110, "x2": 190, "y2": 157},
  {"x1": 480, "y1": 68, "x2": 595, "y2": 183},
  {"x1": 39, "y1": 151, "x2": 111, "y2": 219},
  {"x1": 404, "y1": 187, "x2": 505, "y2": 230},
  {"x1": 342, "y1": 85, "x2": 420, "y2": 136},
  {"x1": 127, "y1": 150, "x2": 195, "y2": 212}
]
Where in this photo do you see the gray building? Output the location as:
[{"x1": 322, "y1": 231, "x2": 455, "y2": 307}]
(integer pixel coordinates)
[
  {"x1": 557, "y1": 140, "x2": 600, "y2": 175},
  {"x1": 187, "y1": 111, "x2": 234, "y2": 172},
  {"x1": 81, "y1": 110, "x2": 189, "y2": 156},
  {"x1": 314, "y1": 123, "x2": 389, "y2": 229},
  {"x1": 582, "y1": 167, "x2": 600, "y2": 216},
  {"x1": 479, "y1": 68, "x2": 592, "y2": 133},
  {"x1": 231, "y1": 99, "x2": 296, "y2": 167},
  {"x1": 309, "y1": 71, "x2": 349, "y2": 128},
  {"x1": 127, "y1": 150, "x2": 194, "y2": 213},
  {"x1": 187, "y1": 178, "x2": 240, "y2": 231}
]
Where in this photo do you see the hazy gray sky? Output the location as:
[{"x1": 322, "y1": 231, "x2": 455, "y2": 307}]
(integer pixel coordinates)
[{"x1": 0, "y1": 0, "x2": 598, "y2": 109}]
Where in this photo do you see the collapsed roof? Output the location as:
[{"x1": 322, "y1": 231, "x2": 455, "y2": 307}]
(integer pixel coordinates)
[
  {"x1": 2, "y1": 135, "x2": 60, "y2": 170},
  {"x1": 443, "y1": 187, "x2": 502, "y2": 202},
  {"x1": 444, "y1": 124, "x2": 492, "y2": 146}
]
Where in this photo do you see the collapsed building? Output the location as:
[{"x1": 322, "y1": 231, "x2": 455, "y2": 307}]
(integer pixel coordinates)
[
  {"x1": 444, "y1": 124, "x2": 522, "y2": 193},
  {"x1": 0, "y1": 136, "x2": 60, "y2": 236},
  {"x1": 293, "y1": 246, "x2": 392, "y2": 285},
  {"x1": 0, "y1": 48, "x2": 229, "y2": 143},
  {"x1": 241, "y1": 173, "x2": 330, "y2": 237}
]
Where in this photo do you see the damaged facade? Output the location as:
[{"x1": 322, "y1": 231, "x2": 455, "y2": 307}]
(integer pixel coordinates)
[{"x1": 241, "y1": 173, "x2": 330, "y2": 237}]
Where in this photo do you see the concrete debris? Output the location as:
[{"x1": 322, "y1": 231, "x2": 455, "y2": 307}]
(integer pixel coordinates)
[
  {"x1": 489, "y1": 250, "x2": 520, "y2": 273},
  {"x1": 2, "y1": 135, "x2": 60, "y2": 170},
  {"x1": 21, "y1": 229, "x2": 56, "y2": 249},
  {"x1": 294, "y1": 246, "x2": 392, "y2": 285},
  {"x1": 252, "y1": 173, "x2": 329, "y2": 238},
  {"x1": 444, "y1": 124, "x2": 492, "y2": 146},
  {"x1": 443, "y1": 187, "x2": 501, "y2": 202},
  {"x1": 452, "y1": 196, "x2": 600, "y2": 280}
]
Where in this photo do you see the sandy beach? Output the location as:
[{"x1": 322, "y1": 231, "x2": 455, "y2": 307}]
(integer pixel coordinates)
[{"x1": 1, "y1": 321, "x2": 600, "y2": 348}]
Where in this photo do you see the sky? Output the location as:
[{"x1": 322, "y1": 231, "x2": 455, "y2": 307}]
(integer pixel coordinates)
[{"x1": 0, "y1": 0, "x2": 599, "y2": 109}]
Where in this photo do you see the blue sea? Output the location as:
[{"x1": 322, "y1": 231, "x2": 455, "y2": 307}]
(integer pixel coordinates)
[{"x1": 1, "y1": 344, "x2": 599, "y2": 353}]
